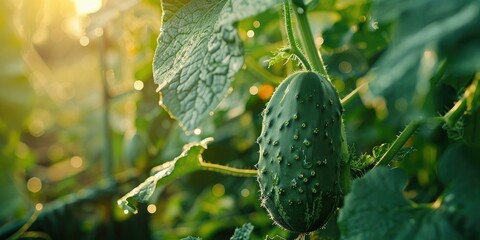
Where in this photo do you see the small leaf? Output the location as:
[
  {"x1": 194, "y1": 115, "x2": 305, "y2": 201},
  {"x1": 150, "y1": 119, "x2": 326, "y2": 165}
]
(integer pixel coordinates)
[
  {"x1": 350, "y1": 143, "x2": 414, "y2": 173},
  {"x1": 117, "y1": 138, "x2": 213, "y2": 214},
  {"x1": 230, "y1": 223, "x2": 254, "y2": 240},
  {"x1": 154, "y1": 0, "x2": 281, "y2": 133},
  {"x1": 267, "y1": 47, "x2": 294, "y2": 68}
]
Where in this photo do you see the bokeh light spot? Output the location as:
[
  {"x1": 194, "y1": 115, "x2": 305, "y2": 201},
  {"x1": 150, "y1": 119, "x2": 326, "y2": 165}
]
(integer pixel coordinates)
[
  {"x1": 27, "y1": 177, "x2": 42, "y2": 193},
  {"x1": 241, "y1": 188, "x2": 250, "y2": 197},
  {"x1": 249, "y1": 86, "x2": 258, "y2": 95},
  {"x1": 339, "y1": 61, "x2": 352, "y2": 74},
  {"x1": 247, "y1": 30, "x2": 255, "y2": 38},
  {"x1": 147, "y1": 204, "x2": 157, "y2": 214},
  {"x1": 212, "y1": 184, "x2": 225, "y2": 197},
  {"x1": 35, "y1": 203, "x2": 43, "y2": 211},
  {"x1": 70, "y1": 156, "x2": 83, "y2": 168},
  {"x1": 94, "y1": 27, "x2": 104, "y2": 37},
  {"x1": 79, "y1": 36, "x2": 90, "y2": 46},
  {"x1": 133, "y1": 80, "x2": 144, "y2": 91},
  {"x1": 29, "y1": 119, "x2": 46, "y2": 137},
  {"x1": 193, "y1": 128, "x2": 202, "y2": 135},
  {"x1": 315, "y1": 36, "x2": 324, "y2": 46}
]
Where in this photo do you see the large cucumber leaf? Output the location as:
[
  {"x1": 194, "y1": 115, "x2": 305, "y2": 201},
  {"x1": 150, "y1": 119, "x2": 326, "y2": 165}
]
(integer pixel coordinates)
[
  {"x1": 339, "y1": 146, "x2": 480, "y2": 239},
  {"x1": 153, "y1": 0, "x2": 281, "y2": 134}
]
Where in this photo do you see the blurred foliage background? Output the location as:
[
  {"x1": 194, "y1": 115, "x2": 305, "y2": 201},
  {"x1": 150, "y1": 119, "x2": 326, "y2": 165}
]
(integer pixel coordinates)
[{"x1": 0, "y1": 0, "x2": 477, "y2": 239}]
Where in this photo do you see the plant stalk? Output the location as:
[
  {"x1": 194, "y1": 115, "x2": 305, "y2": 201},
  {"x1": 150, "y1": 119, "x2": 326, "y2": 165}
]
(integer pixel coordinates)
[
  {"x1": 375, "y1": 119, "x2": 424, "y2": 167},
  {"x1": 283, "y1": 0, "x2": 311, "y2": 71},
  {"x1": 341, "y1": 81, "x2": 367, "y2": 107},
  {"x1": 200, "y1": 161, "x2": 258, "y2": 177},
  {"x1": 443, "y1": 96, "x2": 467, "y2": 128},
  {"x1": 373, "y1": 92, "x2": 470, "y2": 168},
  {"x1": 292, "y1": 1, "x2": 328, "y2": 78}
]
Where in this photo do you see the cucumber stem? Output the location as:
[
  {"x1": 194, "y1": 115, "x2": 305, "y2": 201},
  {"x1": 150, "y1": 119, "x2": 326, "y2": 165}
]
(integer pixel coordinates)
[
  {"x1": 373, "y1": 93, "x2": 469, "y2": 168},
  {"x1": 284, "y1": 0, "x2": 311, "y2": 71},
  {"x1": 200, "y1": 161, "x2": 258, "y2": 177},
  {"x1": 292, "y1": 2, "x2": 328, "y2": 78},
  {"x1": 341, "y1": 81, "x2": 367, "y2": 107},
  {"x1": 375, "y1": 118, "x2": 424, "y2": 167},
  {"x1": 443, "y1": 96, "x2": 467, "y2": 128}
]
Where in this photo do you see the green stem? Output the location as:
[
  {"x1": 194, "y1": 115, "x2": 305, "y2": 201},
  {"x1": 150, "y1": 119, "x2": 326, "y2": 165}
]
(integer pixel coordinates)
[
  {"x1": 284, "y1": 0, "x2": 311, "y2": 71},
  {"x1": 341, "y1": 81, "x2": 367, "y2": 107},
  {"x1": 374, "y1": 93, "x2": 469, "y2": 168},
  {"x1": 443, "y1": 96, "x2": 467, "y2": 128},
  {"x1": 200, "y1": 162, "x2": 258, "y2": 177},
  {"x1": 6, "y1": 209, "x2": 41, "y2": 240},
  {"x1": 292, "y1": 1, "x2": 328, "y2": 77},
  {"x1": 375, "y1": 119, "x2": 424, "y2": 167}
]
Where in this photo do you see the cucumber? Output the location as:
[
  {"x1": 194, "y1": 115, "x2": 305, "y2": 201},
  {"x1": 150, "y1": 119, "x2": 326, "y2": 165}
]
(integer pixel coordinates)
[{"x1": 257, "y1": 72, "x2": 343, "y2": 233}]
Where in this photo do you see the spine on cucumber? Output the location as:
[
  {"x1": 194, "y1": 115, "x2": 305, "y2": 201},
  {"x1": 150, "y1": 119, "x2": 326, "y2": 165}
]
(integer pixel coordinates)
[{"x1": 257, "y1": 71, "x2": 343, "y2": 233}]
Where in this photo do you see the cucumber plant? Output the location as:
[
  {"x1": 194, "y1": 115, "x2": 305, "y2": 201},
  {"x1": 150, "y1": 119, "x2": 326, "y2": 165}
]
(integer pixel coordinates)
[{"x1": 117, "y1": 0, "x2": 480, "y2": 239}]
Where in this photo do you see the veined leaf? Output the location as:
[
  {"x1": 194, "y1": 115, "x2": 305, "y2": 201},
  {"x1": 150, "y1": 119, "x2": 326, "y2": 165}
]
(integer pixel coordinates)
[
  {"x1": 153, "y1": 0, "x2": 281, "y2": 134},
  {"x1": 339, "y1": 167, "x2": 461, "y2": 239},
  {"x1": 117, "y1": 138, "x2": 213, "y2": 214},
  {"x1": 339, "y1": 157, "x2": 480, "y2": 240}
]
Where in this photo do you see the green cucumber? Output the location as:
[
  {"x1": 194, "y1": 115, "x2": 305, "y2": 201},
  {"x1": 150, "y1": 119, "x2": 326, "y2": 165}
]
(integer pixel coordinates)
[{"x1": 257, "y1": 71, "x2": 343, "y2": 233}]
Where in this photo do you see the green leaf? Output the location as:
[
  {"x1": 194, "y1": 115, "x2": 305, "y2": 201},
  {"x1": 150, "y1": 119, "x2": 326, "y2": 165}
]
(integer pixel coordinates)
[
  {"x1": 181, "y1": 237, "x2": 202, "y2": 240},
  {"x1": 153, "y1": 0, "x2": 281, "y2": 133},
  {"x1": 117, "y1": 138, "x2": 213, "y2": 214},
  {"x1": 230, "y1": 223, "x2": 254, "y2": 240},
  {"x1": 267, "y1": 47, "x2": 294, "y2": 68},
  {"x1": 363, "y1": 0, "x2": 480, "y2": 114},
  {"x1": 438, "y1": 144, "x2": 480, "y2": 237},
  {"x1": 339, "y1": 167, "x2": 462, "y2": 239},
  {"x1": 339, "y1": 160, "x2": 480, "y2": 239}
]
